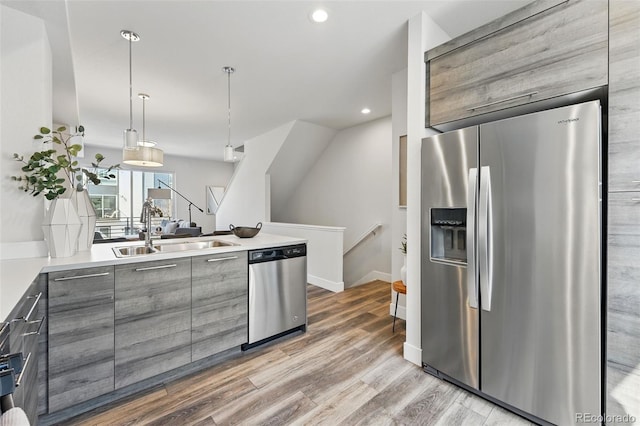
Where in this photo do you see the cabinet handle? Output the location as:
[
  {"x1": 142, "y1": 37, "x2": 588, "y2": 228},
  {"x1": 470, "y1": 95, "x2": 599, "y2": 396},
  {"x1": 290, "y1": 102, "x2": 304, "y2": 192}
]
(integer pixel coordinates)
[
  {"x1": 53, "y1": 272, "x2": 110, "y2": 281},
  {"x1": 23, "y1": 317, "x2": 45, "y2": 337},
  {"x1": 467, "y1": 91, "x2": 538, "y2": 111},
  {"x1": 135, "y1": 264, "x2": 177, "y2": 272},
  {"x1": 15, "y1": 352, "x2": 30, "y2": 387},
  {"x1": 632, "y1": 198, "x2": 640, "y2": 202},
  {"x1": 11, "y1": 292, "x2": 42, "y2": 323},
  {"x1": 207, "y1": 256, "x2": 238, "y2": 263},
  {"x1": 633, "y1": 181, "x2": 640, "y2": 184}
]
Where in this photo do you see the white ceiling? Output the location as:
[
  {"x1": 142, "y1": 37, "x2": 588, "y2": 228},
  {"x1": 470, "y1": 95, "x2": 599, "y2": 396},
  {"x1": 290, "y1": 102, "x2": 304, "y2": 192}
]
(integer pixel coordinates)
[{"x1": 4, "y1": 0, "x2": 530, "y2": 161}]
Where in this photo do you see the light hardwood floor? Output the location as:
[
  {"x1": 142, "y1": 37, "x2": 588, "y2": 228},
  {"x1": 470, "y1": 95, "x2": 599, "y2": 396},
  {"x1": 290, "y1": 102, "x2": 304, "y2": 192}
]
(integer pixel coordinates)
[{"x1": 65, "y1": 280, "x2": 531, "y2": 426}]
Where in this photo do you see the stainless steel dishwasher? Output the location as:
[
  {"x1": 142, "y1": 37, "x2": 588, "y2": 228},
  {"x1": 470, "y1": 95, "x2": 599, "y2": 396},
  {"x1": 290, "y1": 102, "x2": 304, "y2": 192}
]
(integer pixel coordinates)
[{"x1": 244, "y1": 244, "x2": 307, "y2": 349}]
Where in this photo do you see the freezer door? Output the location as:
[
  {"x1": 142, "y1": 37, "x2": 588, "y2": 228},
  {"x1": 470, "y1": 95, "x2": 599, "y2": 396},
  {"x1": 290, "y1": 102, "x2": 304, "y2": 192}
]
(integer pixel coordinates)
[
  {"x1": 479, "y1": 101, "x2": 601, "y2": 425},
  {"x1": 421, "y1": 126, "x2": 479, "y2": 389}
]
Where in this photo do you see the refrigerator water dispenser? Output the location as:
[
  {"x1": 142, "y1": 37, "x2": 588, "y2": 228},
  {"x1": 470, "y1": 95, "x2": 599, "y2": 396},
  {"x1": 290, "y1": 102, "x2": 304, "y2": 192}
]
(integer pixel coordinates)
[{"x1": 430, "y1": 208, "x2": 466, "y2": 264}]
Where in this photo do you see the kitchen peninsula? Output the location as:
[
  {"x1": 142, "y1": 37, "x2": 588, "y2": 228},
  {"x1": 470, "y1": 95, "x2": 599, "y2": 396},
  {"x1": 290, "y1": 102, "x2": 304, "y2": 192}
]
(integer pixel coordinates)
[
  {"x1": 0, "y1": 233, "x2": 306, "y2": 424},
  {"x1": 1, "y1": 233, "x2": 304, "y2": 319}
]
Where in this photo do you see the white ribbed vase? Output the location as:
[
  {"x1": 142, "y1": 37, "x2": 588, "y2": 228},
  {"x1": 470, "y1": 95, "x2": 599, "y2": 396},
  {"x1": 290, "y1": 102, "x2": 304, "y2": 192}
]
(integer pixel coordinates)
[
  {"x1": 71, "y1": 189, "x2": 97, "y2": 251},
  {"x1": 42, "y1": 198, "x2": 82, "y2": 258}
]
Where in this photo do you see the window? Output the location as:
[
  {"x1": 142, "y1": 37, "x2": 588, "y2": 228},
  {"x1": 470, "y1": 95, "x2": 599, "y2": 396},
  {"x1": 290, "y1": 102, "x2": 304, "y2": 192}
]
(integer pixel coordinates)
[
  {"x1": 90, "y1": 195, "x2": 118, "y2": 219},
  {"x1": 87, "y1": 169, "x2": 174, "y2": 238}
]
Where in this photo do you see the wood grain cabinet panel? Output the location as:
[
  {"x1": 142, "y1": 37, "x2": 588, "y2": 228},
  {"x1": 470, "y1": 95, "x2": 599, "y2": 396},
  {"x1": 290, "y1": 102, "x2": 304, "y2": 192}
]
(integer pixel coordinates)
[
  {"x1": 114, "y1": 257, "x2": 191, "y2": 389},
  {"x1": 608, "y1": 0, "x2": 640, "y2": 192},
  {"x1": 607, "y1": 2, "x2": 640, "y2": 422},
  {"x1": 6, "y1": 278, "x2": 45, "y2": 425},
  {"x1": 191, "y1": 251, "x2": 248, "y2": 361},
  {"x1": 428, "y1": 0, "x2": 608, "y2": 126},
  {"x1": 607, "y1": 193, "x2": 640, "y2": 423},
  {"x1": 48, "y1": 266, "x2": 115, "y2": 412}
]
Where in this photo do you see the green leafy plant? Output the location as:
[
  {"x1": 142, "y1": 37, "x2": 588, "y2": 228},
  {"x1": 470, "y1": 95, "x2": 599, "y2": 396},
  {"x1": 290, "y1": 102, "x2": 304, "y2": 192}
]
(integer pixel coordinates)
[
  {"x1": 400, "y1": 234, "x2": 407, "y2": 254},
  {"x1": 11, "y1": 126, "x2": 119, "y2": 200}
]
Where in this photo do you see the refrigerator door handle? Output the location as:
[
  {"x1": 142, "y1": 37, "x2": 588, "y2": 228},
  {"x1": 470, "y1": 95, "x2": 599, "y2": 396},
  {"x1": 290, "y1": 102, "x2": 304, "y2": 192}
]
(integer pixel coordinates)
[
  {"x1": 467, "y1": 168, "x2": 478, "y2": 309},
  {"x1": 479, "y1": 166, "x2": 493, "y2": 311}
]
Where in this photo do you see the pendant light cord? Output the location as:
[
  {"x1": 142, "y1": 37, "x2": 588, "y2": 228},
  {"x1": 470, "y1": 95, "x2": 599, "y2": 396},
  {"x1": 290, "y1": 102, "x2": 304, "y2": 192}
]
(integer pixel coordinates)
[
  {"x1": 227, "y1": 69, "x2": 231, "y2": 146},
  {"x1": 142, "y1": 96, "x2": 146, "y2": 141},
  {"x1": 129, "y1": 36, "x2": 133, "y2": 129}
]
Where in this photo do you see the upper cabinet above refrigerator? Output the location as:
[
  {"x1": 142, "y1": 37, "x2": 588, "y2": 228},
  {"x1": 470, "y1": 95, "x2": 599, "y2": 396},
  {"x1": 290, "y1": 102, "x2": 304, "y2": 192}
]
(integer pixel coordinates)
[{"x1": 425, "y1": 0, "x2": 608, "y2": 128}]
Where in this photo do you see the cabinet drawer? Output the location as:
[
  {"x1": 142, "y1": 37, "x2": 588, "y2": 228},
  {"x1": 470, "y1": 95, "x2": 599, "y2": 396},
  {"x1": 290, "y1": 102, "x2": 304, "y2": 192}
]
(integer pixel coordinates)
[
  {"x1": 192, "y1": 251, "x2": 248, "y2": 361},
  {"x1": 428, "y1": 0, "x2": 608, "y2": 126},
  {"x1": 3, "y1": 282, "x2": 44, "y2": 425}
]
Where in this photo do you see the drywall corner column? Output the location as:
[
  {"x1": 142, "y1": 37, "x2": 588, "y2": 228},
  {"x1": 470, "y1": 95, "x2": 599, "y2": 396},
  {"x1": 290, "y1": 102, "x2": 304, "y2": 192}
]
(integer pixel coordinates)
[
  {"x1": 405, "y1": 12, "x2": 450, "y2": 365},
  {"x1": 391, "y1": 69, "x2": 408, "y2": 318},
  {"x1": 0, "y1": 5, "x2": 52, "y2": 258}
]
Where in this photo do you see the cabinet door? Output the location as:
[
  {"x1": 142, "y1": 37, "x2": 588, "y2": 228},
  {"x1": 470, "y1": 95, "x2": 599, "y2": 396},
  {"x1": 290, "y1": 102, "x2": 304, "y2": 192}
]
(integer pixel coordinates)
[
  {"x1": 428, "y1": 0, "x2": 608, "y2": 126},
  {"x1": 608, "y1": 0, "x2": 640, "y2": 192},
  {"x1": 114, "y1": 257, "x2": 191, "y2": 389},
  {"x1": 607, "y1": 193, "x2": 640, "y2": 423},
  {"x1": 192, "y1": 251, "x2": 248, "y2": 361},
  {"x1": 48, "y1": 266, "x2": 114, "y2": 412}
]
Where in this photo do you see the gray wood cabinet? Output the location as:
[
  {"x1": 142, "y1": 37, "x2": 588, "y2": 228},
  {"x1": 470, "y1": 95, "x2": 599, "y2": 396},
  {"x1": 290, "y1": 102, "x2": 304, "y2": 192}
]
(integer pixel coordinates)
[
  {"x1": 114, "y1": 257, "x2": 191, "y2": 389},
  {"x1": 427, "y1": 0, "x2": 608, "y2": 127},
  {"x1": 607, "y1": 1, "x2": 640, "y2": 423},
  {"x1": 606, "y1": 193, "x2": 640, "y2": 423},
  {"x1": 5, "y1": 281, "x2": 44, "y2": 425},
  {"x1": 608, "y1": 0, "x2": 640, "y2": 193},
  {"x1": 48, "y1": 266, "x2": 114, "y2": 412},
  {"x1": 192, "y1": 251, "x2": 248, "y2": 361}
]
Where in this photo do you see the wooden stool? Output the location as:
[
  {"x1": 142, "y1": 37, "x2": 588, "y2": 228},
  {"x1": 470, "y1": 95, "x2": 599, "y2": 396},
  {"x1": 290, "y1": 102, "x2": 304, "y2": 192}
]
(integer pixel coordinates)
[{"x1": 392, "y1": 280, "x2": 406, "y2": 332}]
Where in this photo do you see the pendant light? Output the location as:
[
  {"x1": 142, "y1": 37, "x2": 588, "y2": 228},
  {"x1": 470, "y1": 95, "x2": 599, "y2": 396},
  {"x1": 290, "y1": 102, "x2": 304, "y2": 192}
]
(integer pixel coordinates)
[
  {"x1": 121, "y1": 30, "x2": 163, "y2": 167},
  {"x1": 121, "y1": 30, "x2": 139, "y2": 151},
  {"x1": 223, "y1": 66, "x2": 235, "y2": 162},
  {"x1": 122, "y1": 93, "x2": 163, "y2": 167}
]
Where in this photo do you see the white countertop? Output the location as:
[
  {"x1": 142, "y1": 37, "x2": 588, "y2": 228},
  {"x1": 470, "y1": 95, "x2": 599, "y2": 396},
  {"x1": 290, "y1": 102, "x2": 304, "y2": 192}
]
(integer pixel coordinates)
[{"x1": 0, "y1": 233, "x2": 305, "y2": 320}]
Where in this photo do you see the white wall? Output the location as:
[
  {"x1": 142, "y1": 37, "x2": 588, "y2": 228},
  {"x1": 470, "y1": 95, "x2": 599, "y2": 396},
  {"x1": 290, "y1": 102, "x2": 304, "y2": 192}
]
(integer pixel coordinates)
[
  {"x1": 262, "y1": 222, "x2": 345, "y2": 292},
  {"x1": 277, "y1": 117, "x2": 393, "y2": 287},
  {"x1": 216, "y1": 120, "x2": 336, "y2": 231},
  {"x1": 216, "y1": 121, "x2": 295, "y2": 229},
  {"x1": 405, "y1": 12, "x2": 451, "y2": 365},
  {"x1": 391, "y1": 68, "x2": 408, "y2": 318},
  {"x1": 80, "y1": 145, "x2": 233, "y2": 233},
  {"x1": 269, "y1": 123, "x2": 337, "y2": 220},
  {"x1": 0, "y1": 5, "x2": 52, "y2": 251}
]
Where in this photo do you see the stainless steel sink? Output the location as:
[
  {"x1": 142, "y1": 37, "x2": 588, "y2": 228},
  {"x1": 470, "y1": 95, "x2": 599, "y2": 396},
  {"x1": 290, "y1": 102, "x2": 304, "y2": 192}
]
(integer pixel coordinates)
[
  {"x1": 115, "y1": 246, "x2": 158, "y2": 257},
  {"x1": 113, "y1": 239, "x2": 236, "y2": 258},
  {"x1": 154, "y1": 240, "x2": 234, "y2": 253}
]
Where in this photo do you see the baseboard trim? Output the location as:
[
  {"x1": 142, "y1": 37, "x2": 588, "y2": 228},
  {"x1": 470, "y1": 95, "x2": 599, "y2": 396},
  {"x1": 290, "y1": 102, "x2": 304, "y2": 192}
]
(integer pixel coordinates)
[
  {"x1": 350, "y1": 270, "x2": 392, "y2": 287},
  {"x1": 403, "y1": 342, "x2": 422, "y2": 366},
  {"x1": 308, "y1": 274, "x2": 344, "y2": 293},
  {"x1": 389, "y1": 303, "x2": 406, "y2": 320}
]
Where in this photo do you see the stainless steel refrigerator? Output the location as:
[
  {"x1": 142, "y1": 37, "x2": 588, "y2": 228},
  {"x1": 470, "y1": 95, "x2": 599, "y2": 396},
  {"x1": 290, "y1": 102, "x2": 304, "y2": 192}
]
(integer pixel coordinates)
[{"x1": 421, "y1": 100, "x2": 602, "y2": 425}]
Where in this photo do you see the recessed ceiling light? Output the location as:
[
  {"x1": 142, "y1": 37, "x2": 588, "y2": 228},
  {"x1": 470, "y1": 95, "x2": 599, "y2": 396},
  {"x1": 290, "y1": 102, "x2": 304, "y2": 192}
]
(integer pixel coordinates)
[
  {"x1": 361, "y1": 108, "x2": 371, "y2": 114},
  {"x1": 311, "y1": 9, "x2": 329, "y2": 23}
]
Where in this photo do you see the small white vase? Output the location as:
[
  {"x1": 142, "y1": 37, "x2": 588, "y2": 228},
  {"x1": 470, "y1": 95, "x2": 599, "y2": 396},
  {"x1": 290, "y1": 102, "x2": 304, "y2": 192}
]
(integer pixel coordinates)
[
  {"x1": 42, "y1": 198, "x2": 82, "y2": 258},
  {"x1": 71, "y1": 189, "x2": 97, "y2": 251},
  {"x1": 400, "y1": 254, "x2": 407, "y2": 284}
]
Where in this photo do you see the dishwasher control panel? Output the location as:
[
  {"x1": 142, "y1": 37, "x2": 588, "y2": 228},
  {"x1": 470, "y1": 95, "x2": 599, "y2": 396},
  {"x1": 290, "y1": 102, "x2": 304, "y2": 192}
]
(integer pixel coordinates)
[{"x1": 249, "y1": 244, "x2": 306, "y2": 263}]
